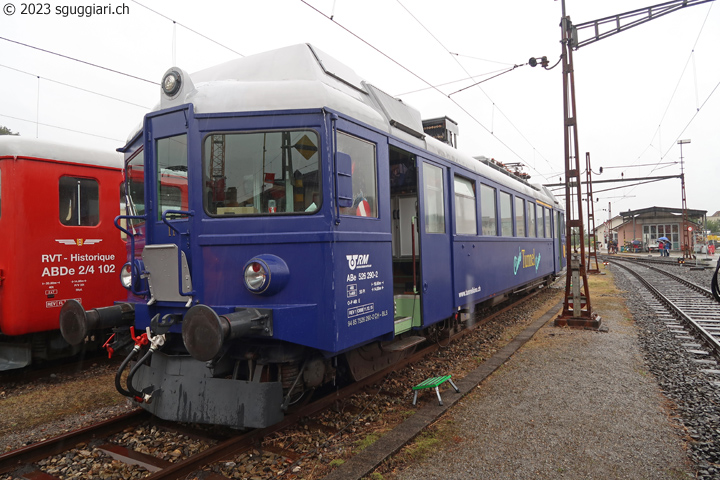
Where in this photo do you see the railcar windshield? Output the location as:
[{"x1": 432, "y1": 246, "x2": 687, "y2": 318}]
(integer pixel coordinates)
[
  {"x1": 156, "y1": 135, "x2": 189, "y2": 220},
  {"x1": 126, "y1": 148, "x2": 145, "y2": 218},
  {"x1": 203, "y1": 130, "x2": 321, "y2": 216}
]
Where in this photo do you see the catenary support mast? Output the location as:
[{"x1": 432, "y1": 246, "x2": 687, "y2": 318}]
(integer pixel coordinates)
[
  {"x1": 550, "y1": 0, "x2": 712, "y2": 326},
  {"x1": 555, "y1": 3, "x2": 597, "y2": 326}
]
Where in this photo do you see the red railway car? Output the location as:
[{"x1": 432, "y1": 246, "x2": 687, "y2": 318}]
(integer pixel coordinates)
[{"x1": 0, "y1": 136, "x2": 126, "y2": 370}]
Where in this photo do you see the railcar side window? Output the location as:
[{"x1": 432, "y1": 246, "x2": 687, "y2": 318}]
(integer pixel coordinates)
[
  {"x1": 204, "y1": 131, "x2": 322, "y2": 216},
  {"x1": 500, "y1": 191, "x2": 512, "y2": 237},
  {"x1": 156, "y1": 135, "x2": 188, "y2": 220},
  {"x1": 454, "y1": 175, "x2": 476, "y2": 235},
  {"x1": 515, "y1": 197, "x2": 525, "y2": 237},
  {"x1": 338, "y1": 132, "x2": 377, "y2": 218},
  {"x1": 541, "y1": 207, "x2": 548, "y2": 238},
  {"x1": 480, "y1": 185, "x2": 497, "y2": 236},
  {"x1": 546, "y1": 208, "x2": 551, "y2": 237},
  {"x1": 423, "y1": 163, "x2": 445, "y2": 233},
  {"x1": 528, "y1": 202, "x2": 537, "y2": 238},
  {"x1": 59, "y1": 176, "x2": 99, "y2": 226}
]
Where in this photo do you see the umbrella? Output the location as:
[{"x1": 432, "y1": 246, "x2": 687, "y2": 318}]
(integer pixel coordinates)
[{"x1": 658, "y1": 236, "x2": 669, "y2": 242}]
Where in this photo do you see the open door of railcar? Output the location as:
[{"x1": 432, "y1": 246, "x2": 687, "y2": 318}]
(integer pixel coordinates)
[
  {"x1": 388, "y1": 145, "x2": 454, "y2": 331},
  {"x1": 417, "y1": 158, "x2": 453, "y2": 324},
  {"x1": 389, "y1": 146, "x2": 421, "y2": 331}
]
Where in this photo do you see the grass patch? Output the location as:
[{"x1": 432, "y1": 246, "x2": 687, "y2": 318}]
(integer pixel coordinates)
[
  {"x1": 586, "y1": 267, "x2": 618, "y2": 296},
  {"x1": 586, "y1": 268, "x2": 636, "y2": 327},
  {"x1": 405, "y1": 432, "x2": 440, "y2": 460},
  {"x1": 355, "y1": 433, "x2": 381, "y2": 452},
  {"x1": 364, "y1": 473, "x2": 384, "y2": 480}
]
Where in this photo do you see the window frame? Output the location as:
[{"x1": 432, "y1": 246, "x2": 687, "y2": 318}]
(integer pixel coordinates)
[
  {"x1": 200, "y1": 129, "x2": 324, "y2": 217},
  {"x1": 423, "y1": 162, "x2": 446, "y2": 234},
  {"x1": 527, "y1": 202, "x2": 537, "y2": 238},
  {"x1": 515, "y1": 196, "x2": 525, "y2": 237},
  {"x1": 337, "y1": 131, "x2": 378, "y2": 219},
  {"x1": 480, "y1": 184, "x2": 498, "y2": 236},
  {"x1": 454, "y1": 174, "x2": 477, "y2": 236},
  {"x1": 156, "y1": 134, "x2": 189, "y2": 221},
  {"x1": 500, "y1": 191, "x2": 513, "y2": 237},
  {"x1": 59, "y1": 175, "x2": 100, "y2": 227}
]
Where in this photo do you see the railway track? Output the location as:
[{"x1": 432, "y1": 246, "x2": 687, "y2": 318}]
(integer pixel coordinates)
[
  {"x1": 608, "y1": 253, "x2": 715, "y2": 269},
  {"x1": 0, "y1": 283, "x2": 562, "y2": 480},
  {"x1": 608, "y1": 257, "x2": 720, "y2": 358}
]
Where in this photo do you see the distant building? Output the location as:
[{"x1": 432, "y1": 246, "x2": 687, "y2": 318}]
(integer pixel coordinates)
[
  {"x1": 601, "y1": 206, "x2": 706, "y2": 251},
  {"x1": 707, "y1": 211, "x2": 720, "y2": 242},
  {"x1": 594, "y1": 215, "x2": 624, "y2": 248},
  {"x1": 708, "y1": 210, "x2": 720, "y2": 226}
]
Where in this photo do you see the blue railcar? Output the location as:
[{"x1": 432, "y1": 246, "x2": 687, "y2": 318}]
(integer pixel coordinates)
[{"x1": 60, "y1": 44, "x2": 565, "y2": 428}]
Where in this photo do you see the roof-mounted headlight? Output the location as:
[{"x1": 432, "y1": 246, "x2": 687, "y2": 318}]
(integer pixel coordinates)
[
  {"x1": 159, "y1": 67, "x2": 194, "y2": 109},
  {"x1": 162, "y1": 69, "x2": 182, "y2": 97}
]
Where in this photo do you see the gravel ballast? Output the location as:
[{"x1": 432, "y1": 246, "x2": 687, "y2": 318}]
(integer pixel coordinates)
[{"x1": 390, "y1": 264, "x2": 699, "y2": 479}]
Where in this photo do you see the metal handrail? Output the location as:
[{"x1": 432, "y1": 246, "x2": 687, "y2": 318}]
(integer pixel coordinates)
[{"x1": 114, "y1": 215, "x2": 149, "y2": 296}]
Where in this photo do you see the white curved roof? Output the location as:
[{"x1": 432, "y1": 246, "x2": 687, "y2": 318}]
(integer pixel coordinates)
[
  {"x1": 0, "y1": 136, "x2": 123, "y2": 169},
  {"x1": 150, "y1": 44, "x2": 558, "y2": 207}
]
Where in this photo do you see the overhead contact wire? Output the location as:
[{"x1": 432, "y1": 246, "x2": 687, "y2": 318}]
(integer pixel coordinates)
[
  {"x1": 0, "y1": 64, "x2": 150, "y2": 109},
  {"x1": 0, "y1": 36, "x2": 158, "y2": 84},
  {"x1": 300, "y1": 0, "x2": 535, "y2": 169},
  {"x1": 131, "y1": 0, "x2": 245, "y2": 58},
  {"x1": 395, "y1": 0, "x2": 557, "y2": 179}
]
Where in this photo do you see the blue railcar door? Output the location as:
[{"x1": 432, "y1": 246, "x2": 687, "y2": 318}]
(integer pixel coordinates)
[
  {"x1": 556, "y1": 210, "x2": 566, "y2": 271},
  {"x1": 417, "y1": 158, "x2": 453, "y2": 325},
  {"x1": 142, "y1": 107, "x2": 194, "y2": 306}
]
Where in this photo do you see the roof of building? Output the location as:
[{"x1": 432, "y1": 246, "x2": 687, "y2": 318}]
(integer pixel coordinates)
[{"x1": 619, "y1": 206, "x2": 706, "y2": 218}]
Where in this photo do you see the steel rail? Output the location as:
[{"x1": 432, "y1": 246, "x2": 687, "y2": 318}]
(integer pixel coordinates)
[
  {"x1": 610, "y1": 259, "x2": 720, "y2": 357},
  {"x1": 0, "y1": 409, "x2": 149, "y2": 475},
  {"x1": 630, "y1": 260, "x2": 714, "y2": 299}
]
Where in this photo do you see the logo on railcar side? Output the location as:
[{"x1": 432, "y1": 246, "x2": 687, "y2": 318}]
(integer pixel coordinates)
[
  {"x1": 513, "y1": 247, "x2": 541, "y2": 275},
  {"x1": 346, "y1": 254, "x2": 371, "y2": 271},
  {"x1": 55, "y1": 239, "x2": 103, "y2": 246}
]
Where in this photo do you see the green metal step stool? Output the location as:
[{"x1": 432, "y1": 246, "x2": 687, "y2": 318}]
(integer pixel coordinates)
[{"x1": 412, "y1": 375, "x2": 460, "y2": 406}]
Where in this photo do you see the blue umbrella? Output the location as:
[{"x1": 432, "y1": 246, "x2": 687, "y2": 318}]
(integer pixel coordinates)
[{"x1": 658, "y1": 236, "x2": 669, "y2": 242}]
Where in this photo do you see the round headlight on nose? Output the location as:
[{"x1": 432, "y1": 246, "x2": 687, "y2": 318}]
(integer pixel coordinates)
[
  {"x1": 243, "y1": 255, "x2": 290, "y2": 296},
  {"x1": 120, "y1": 262, "x2": 133, "y2": 289},
  {"x1": 244, "y1": 261, "x2": 269, "y2": 292}
]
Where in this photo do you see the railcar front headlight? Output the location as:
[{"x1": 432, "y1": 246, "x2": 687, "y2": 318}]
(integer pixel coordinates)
[
  {"x1": 243, "y1": 254, "x2": 289, "y2": 295},
  {"x1": 244, "y1": 261, "x2": 268, "y2": 292},
  {"x1": 120, "y1": 262, "x2": 133, "y2": 289},
  {"x1": 120, "y1": 259, "x2": 145, "y2": 292}
]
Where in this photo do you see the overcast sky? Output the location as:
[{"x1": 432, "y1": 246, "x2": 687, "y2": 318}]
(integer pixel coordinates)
[{"x1": 1, "y1": 0, "x2": 718, "y2": 221}]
